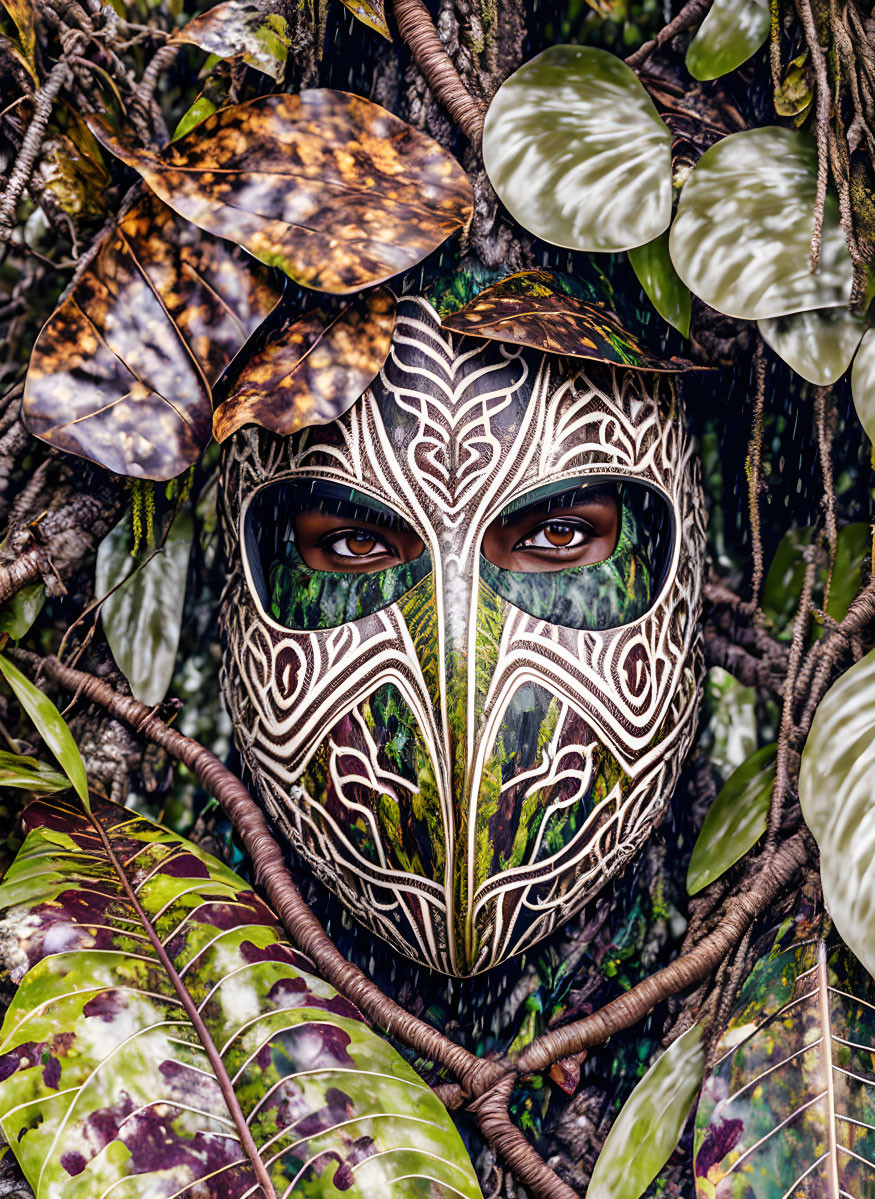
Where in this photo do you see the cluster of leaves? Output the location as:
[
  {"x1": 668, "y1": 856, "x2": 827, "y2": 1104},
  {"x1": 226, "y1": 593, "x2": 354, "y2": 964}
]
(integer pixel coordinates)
[{"x1": 481, "y1": 35, "x2": 875, "y2": 428}]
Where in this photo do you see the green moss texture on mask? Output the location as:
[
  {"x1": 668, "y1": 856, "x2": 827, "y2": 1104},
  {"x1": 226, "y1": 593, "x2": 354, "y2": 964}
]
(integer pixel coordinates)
[
  {"x1": 479, "y1": 496, "x2": 654, "y2": 631},
  {"x1": 269, "y1": 540, "x2": 432, "y2": 629}
]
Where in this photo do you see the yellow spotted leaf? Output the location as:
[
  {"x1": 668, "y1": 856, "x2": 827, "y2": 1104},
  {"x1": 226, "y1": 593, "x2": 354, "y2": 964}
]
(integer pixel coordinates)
[
  {"x1": 23, "y1": 192, "x2": 281, "y2": 480},
  {"x1": 338, "y1": 0, "x2": 391, "y2": 38},
  {"x1": 87, "y1": 90, "x2": 473, "y2": 294},
  {"x1": 213, "y1": 287, "x2": 396, "y2": 440}
]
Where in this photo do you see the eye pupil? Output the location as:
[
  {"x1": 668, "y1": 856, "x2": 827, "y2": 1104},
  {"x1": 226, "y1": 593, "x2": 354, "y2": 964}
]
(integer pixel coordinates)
[{"x1": 545, "y1": 523, "x2": 575, "y2": 547}]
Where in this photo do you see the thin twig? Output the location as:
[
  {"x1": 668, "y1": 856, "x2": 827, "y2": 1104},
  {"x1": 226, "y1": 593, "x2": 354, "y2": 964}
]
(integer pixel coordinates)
[
  {"x1": 747, "y1": 339, "x2": 767, "y2": 605},
  {"x1": 0, "y1": 59, "x2": 73, "y2": 235},
  {"x1": 624, "y1": 0, "x2": 712, "y2": 69},
  {"x1": 796, "y1": 0, "x2": 831, "y2": 271}
]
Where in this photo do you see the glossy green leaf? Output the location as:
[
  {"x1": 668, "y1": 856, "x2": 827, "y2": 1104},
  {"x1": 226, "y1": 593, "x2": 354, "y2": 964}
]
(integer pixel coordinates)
[
  {"x1": 702, "y1": 667, "x2": 758, "y2": 781},
  {"x1": 687, "y1": 744, "x2": 776, "y2": 896},
  {"x1": 799, "y1": 647, "x2": 875, "y2": 979},
  {"x1": 0, "y1": 793, "x2": 482, "y2": 1199},
  {"x1": 685, "y1": 0, "x2": 769, "y2": 81},
  {"x1": 695, "y1": 913, "x2": 875, "y2": 1196},
  {"x1": 628, "y1": 232, "x2": 692, "y2": 337},
  {"x1": 758, "y1": 306, "x2": 866, "y2": 385},
  {"x1": 851, "y1": 327, "x2": 875, "y2": 442},
  {"x1": 0, "y1": 751, "x2": 69, "y2": 793},
  {"x1": 0, "y1": 655, "x2": 88, "y2": 804},
  {"x1": 0, "y1": 583, "x2": 45, "y2": 639},
  {"x1": 172, "y1": 93, "x2": 217, "y2": 140},
  {"x1": 483, "y1": 45, "x2": 673, "y2": 252},
  {"x1": 96, "y1": 510, "x2": 194, "y2": 707},
  {"x1": 171, "y1": 0, "x2": 290, "y2": 81},
  {"x1": 670, "y1": 128, "x2": 854, "y2": 319},
  {"x1": 589, "y1": 1022, "x2": 703, "y2": 1199}
]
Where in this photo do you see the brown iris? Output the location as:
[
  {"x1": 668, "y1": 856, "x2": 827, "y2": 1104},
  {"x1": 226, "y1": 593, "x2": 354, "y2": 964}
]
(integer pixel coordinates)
[
  {"x1": 543, "y1": 523, "x2": 575, "y2": 547},
  {"x1": 346, "y1": 533, "x2": 377, "y2": 555}
]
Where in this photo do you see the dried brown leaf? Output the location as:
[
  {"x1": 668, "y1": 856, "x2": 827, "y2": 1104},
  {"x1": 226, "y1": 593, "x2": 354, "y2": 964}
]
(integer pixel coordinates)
[
  {"x1": 170, "y1": 0, "x2": 290, "y2": 81},
  {"x1": 23, "y1": 192, "x2": 281, "y2": 479},
  {"x1": 87, "y1": 90, "x2": 473, "y2": 294},
  {"x1": 213, "y1": 287, "x2": 395, "y2": 441},
  {"x1": 442, "y1": 270, "x2": 695, "y2": 371}
]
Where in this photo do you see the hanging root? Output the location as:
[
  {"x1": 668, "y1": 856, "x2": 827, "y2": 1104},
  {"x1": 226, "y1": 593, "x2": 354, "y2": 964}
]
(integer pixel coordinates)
[{"x1": 746, "y1": 339, "x2": 767, "y2": 606}]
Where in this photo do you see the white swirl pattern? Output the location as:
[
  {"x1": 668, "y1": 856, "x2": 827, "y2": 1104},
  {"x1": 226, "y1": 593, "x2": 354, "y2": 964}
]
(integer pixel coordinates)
[{"x1": 220, "y1": 297, "x2": 705, "y2": 975}]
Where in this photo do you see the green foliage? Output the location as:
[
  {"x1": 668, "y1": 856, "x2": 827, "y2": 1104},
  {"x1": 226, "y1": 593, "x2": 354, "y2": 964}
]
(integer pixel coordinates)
[
  {"x1": 0, "y1": 751, "x2": 69, "y2": 792},
  {"x1": 589, "y1": 1023, "x2": 704, "y2": 1199},
  {"x1": 482, "y1": 45, "x2": 672, "y2": 252},
  {"x1": 0, "y1": 654, "x2": 88, "y2": 804},
  {"x1": 0, "y1": 583, "x2": 45, "y2": 639},
  {"x1": 758, "y1": 306, "x2": 867, "y2": 386},
  {"x1": 687, "y1": 744, "x2": 777, "y2": 895},
  {"x1": 695, "y1": 914, "x2": 875, "y2": 1196},
  {"x1": 0, "y1": 794, "x2": 483, "y2": 1199},
  {"x1": 670, "y1": 128, "x2": 854, "y2": 319},
  {"x1": 763, "y1": 523, "x2": 870, "y2": 640},
  {"x1": 684, "y1": 0, "x2": 769, "y2": 81},
  {"x1": 628, "y1": 233, "x2": 692, "y2": 337},
  {"x1": 851, "y1": 328, "x2": 875, "y2": 443},
  {"x1": 95, "y1": 508, "x2": 194, "y2": 707},
  {"x1": 799, "y1": 647, "x2": 875, "y2": 980}
]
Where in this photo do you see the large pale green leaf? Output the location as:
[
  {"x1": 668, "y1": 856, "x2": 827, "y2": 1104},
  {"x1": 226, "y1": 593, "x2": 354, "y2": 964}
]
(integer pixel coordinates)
[
  {"x1": 95, "y1": 510, "x2": 194, "y2": 707},
  {"x1": 695, "y1": 912, "x2": 875, "y2": 1196},
  {"x1": 687, "y1": 743, "x2": 777, "y2": 896},
  {"x1": 0, "y1": 655, "x2": 88, "y2": 804},
  {"x1": 0, "y1": 793, "x2": 482, "y2": 1199},
  {"x1": 685, "y1": 0, "x2": 769, "y2": 81},
  {"x1": 851, "y1": 326, "x2": 875, "y2": 442},
  {"x1": 0, "y1": 751, "x2": 69, "y2": 793},
  {"x1": 758, "y1": 306, "x2": 866, "y2": 385},
  {"x1": 628, "y1": 233, "x2": 692, "y2": 337},
  {"x1": 589, "y1": 1023, "x2": 704, "y2": 1199},
  {"x1": 670, "y1": 128, "x2": 854, "y2": 319},
  {"x1": 482, "y1": 45, "x2": 673, "y2": 253},
  {"x1": 799, "y1": 646, "x2": 875, "y2": 979}
]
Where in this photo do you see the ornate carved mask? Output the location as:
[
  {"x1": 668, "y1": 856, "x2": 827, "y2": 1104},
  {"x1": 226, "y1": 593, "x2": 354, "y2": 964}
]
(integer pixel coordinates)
[{"x1": 220, "y1": 297, "x2": 705, "y2": 975}]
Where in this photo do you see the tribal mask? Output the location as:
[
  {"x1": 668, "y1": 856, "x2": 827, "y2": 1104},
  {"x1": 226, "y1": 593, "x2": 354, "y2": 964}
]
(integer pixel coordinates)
[{"x1": 219, "y1": 297, "x2": 705, "y2": 976}]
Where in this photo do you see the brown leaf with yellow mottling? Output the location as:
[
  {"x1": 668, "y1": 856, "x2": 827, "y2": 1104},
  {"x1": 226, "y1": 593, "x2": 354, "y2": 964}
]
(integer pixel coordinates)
[
  {"x1": 442, "y1": 270, "x2": 695, "y2": 372},
  {"x1": 170, "y1": 0, "x2": 290, "y2": 81},
  {"x1": 87, "y1": 90, "x2": 473, "y2": 294},
  {"x1": 24, "y1": 192, "x2": 281, "y2": 480},
  {"x1": 213, "y1": 287, "x2": 395, "y2": 441},
  {"x1": 337, "y1": 0, "x2": 391, "y2": 39}
]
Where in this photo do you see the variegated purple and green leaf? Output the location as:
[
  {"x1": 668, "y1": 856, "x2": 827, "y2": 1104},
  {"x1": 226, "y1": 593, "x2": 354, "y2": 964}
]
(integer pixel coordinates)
[
  {"x1": 0, "y1": 793, "x2": 482, "y2": 1199},
  {"x1": 694, "y1": 913, "x2": 875, "y2": 1197}
]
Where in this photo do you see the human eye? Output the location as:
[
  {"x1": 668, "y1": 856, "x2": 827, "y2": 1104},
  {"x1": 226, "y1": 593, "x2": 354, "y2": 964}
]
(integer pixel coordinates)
[
  {"x1": 320, "y1": 527, "x2": 396, "y2": 560},
  {"x1": 515, "y1": 519, "x2": 593, "y2": 552}
]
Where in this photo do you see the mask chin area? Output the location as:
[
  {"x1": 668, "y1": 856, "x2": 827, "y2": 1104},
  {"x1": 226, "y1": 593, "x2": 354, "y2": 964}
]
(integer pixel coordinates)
[
  {"x1": 242, "y1": 477, "x2": 432, "y2": 631},
  {"x1": 479, "y1": 477, "x2": 674, "y2": 631}
]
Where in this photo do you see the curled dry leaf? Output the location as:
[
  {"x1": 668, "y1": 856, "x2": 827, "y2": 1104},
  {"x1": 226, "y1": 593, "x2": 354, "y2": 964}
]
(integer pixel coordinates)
[
  {"x1": 441, "y1": 271, "x2": 694, "y2": 371},
  {"x1": 214, "y1": 287, "x2": 396, "y2": 441},
  {"x1": 0, "y1": 794, "x2": 483, "y2": 1199},
  {"x1": 88, "y1": 91, "x2": 474, "y2": 294},
  {"x1": 170, "y1": 0, "x2": 290, "y2": 82},
  {"x1": 23, "y1": 192, "x2": 281, "y2": 480},
  {"x1": 338, "y1": 0, "x2": 391, "y2": 39}
]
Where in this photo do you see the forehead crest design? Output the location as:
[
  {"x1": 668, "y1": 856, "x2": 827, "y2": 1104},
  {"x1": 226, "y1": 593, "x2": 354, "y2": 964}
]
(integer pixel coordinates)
[{"x1": 220, "y1": 297, "x2": 705, "y2": 975}]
